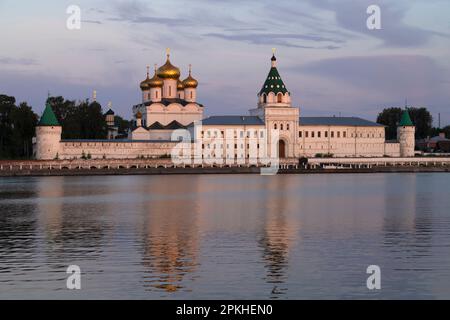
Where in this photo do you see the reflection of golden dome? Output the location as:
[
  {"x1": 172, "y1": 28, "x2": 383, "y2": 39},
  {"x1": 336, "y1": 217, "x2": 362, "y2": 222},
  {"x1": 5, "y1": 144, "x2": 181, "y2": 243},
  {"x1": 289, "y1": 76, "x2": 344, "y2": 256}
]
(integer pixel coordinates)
[
  {"x1": 157, "y1": 52, "x2": 180, "y2": 80},
  {"x1": 177, "y1": 79, "x2": 184, "y2": 91},
  {"x1": 182, "y1": 65, "x2": 198, "y2": 88}
]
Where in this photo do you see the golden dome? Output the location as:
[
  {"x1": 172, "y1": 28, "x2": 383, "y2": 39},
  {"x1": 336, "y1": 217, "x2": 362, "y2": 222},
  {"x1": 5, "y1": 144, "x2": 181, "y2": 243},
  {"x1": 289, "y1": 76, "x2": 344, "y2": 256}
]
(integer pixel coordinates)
[
  {"x1": 182, "y1": 65, "x2": 198, "y2": 89},
  {"x1": 148, "y1": 65, "x2": 163, "y2": 88},
  {"x1": 177, "y1": 79, "x2": 184, "y2": 91},
  {"x1": 140, "y1": 70, "x2": 150, "y2": 91},
  {"x1": 156, "y1": 51, "x2": 180, "y2": 80}
]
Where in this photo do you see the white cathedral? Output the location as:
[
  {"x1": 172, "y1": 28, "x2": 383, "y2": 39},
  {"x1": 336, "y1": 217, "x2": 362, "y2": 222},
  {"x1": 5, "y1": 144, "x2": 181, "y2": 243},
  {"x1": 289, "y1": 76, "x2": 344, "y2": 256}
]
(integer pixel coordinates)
[{"x1": 35, "y1": 50, "x2": 415, "y2": 161}]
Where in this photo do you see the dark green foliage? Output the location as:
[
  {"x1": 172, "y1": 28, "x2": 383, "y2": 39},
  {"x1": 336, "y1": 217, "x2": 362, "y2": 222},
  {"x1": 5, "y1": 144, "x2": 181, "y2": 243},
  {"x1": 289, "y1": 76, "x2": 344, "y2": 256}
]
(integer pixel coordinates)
[
  {"x1": 0, "y1": 94, "x2": 38, "y2": 159},
  {"x1": 48, "y1": 96, "x2": 107, "y2": 139},
  {"x1": 377, "y1": 107, "x2": 433, "y2": 140},
  {"x1": 114, "y1": 115, "x2": 131, "y2": 135}
]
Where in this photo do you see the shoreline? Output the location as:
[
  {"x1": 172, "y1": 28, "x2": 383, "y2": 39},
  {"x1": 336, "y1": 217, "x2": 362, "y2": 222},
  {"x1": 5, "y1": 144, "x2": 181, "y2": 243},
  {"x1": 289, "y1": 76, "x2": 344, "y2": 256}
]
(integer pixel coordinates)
[{"x1": 0, "y1": 166, "x2": 448, "y2": 177}]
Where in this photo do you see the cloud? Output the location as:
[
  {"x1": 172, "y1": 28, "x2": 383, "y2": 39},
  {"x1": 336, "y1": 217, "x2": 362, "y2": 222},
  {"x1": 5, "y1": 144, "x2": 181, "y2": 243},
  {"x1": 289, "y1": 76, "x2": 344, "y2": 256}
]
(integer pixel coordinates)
[
  {"x1": 205, "y1": 32, "x2": 344, "y2": 49},
  {"x1": 305, "y1": 0, "x2": 447, "y2": 47},
  {"x1": 293, "y1": 54, "x2": 450, "y2": 121},
  {"x1": 107, "y1": 0, "x2": 191, "y2": 27},
  {"x1": 0, "y1": 57, "x2": 39, "y2": 66}
]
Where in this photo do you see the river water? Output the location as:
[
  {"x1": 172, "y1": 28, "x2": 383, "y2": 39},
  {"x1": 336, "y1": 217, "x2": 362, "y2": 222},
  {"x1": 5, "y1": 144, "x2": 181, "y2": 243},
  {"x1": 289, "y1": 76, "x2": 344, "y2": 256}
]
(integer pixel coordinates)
[{"x1": 0, "y1": 173, "x2": 449, "y2": 299}]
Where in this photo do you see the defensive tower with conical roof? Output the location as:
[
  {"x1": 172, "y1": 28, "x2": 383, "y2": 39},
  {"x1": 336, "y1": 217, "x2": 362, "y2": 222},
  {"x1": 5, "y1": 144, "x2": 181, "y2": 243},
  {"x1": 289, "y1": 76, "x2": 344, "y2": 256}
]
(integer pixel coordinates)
[
  {"x1": 35, "y1": 100, "x2": 62, "y2": 160},
  {"x1": 397, "y1": 108, "x2": 415, "y2": 157}
]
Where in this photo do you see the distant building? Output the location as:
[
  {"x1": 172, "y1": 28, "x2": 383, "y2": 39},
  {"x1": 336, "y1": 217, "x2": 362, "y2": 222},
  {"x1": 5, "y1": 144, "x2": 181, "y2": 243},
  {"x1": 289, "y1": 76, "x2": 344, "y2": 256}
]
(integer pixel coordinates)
[
  {"x1": 417, "y1": 133, "x2": 450, "y2": 152},
  {"x1": 34, "y1": 50, "x2": 416, "y2": 160}
]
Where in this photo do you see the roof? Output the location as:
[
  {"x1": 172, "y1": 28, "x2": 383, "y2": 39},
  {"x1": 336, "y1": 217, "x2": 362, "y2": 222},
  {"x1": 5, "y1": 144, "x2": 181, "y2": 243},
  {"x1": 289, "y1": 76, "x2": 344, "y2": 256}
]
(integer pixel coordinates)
[
  {"x1": 133, "y1": 98, "x2": 204, "y2": 108},
  {"x1": 202, "y1": 116, "x2": 265, "y2": 126},
  {"x1": 146, "y1": 120, "x2": 192, "y2": 130},
  {"x1": 399, "y1": 109, "x2": 414, "y2": 126},
  {"x1": 299, "y1": 117, "x2": 384, "y2": 127},
  {"x1": 105, "y1": 109, "x2": 115, "y2": 116},
  {"x1": 259, "y1": 55, "x2": 288, "y2": 96},
  {"x1": 38, "y1": 103, "x2": 60, "y2": 126},
  {"x1": 259, "y1": 66, "x2": 288, "y2": 96}
]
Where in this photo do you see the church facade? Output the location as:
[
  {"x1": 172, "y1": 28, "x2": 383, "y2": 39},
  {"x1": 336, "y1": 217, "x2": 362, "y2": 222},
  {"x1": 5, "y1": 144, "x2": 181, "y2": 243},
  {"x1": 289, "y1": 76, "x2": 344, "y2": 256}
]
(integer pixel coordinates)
[{"x1": 35, "y1": 51, "x2": 415, "y2": 161}]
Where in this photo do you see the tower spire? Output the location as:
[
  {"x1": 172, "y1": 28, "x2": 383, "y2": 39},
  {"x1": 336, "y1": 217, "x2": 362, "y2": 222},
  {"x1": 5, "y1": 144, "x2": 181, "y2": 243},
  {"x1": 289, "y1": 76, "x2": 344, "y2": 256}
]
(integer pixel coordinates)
[{"x1": 271, "y1": 48, "x2": 277, "y2": 67}]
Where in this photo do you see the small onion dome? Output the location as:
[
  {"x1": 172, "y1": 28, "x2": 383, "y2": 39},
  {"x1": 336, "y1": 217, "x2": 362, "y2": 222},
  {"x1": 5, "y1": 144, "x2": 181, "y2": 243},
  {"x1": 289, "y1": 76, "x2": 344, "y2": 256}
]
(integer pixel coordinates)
[
  {"x1": 136, "y1": 111, "x2": 142, "y2": 119},
  {"x1": 177, "y1": 79, "x2": 184, "y2": 91},
  {"x1": 182, "y1": 65, "x2": 198, "y2": 88},
  {"x1": 147, "y1": 66, "x2": 163, "y2": 88},
  {"x1": 140, "y1": 76, "x2": 150, "y2": 91},
  {"x1": 157, "y1": 52, "x2": 180, "y2": 80}
]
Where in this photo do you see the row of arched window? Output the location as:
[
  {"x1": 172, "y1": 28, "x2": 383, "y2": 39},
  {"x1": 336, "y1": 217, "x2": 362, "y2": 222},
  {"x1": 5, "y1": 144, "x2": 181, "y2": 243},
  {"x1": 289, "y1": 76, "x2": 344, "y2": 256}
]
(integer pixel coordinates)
[{"x1": 273, "y1": 123, "x2": 290, "y2": 130}]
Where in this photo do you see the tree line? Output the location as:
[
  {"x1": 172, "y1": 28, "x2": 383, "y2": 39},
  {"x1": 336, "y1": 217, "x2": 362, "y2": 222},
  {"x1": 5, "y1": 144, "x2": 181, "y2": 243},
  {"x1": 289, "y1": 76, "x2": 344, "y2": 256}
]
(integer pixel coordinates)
[
  {"x1": 0, "y1": 94, "x2": 130, "y2": 159},
  {"x1": 376, "y1": 107, "x2": 449, "y2": 140}
]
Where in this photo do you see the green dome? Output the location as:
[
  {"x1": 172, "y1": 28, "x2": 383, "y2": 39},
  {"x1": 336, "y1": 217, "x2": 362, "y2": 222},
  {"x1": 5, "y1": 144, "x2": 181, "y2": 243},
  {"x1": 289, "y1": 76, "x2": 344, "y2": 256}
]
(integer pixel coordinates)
[
  {"x1": 38, "y1": 102, "x2": 60, "y2": 126},
  {"x1": 399, "y1": 109, "x2": 413, "y2": 126}
]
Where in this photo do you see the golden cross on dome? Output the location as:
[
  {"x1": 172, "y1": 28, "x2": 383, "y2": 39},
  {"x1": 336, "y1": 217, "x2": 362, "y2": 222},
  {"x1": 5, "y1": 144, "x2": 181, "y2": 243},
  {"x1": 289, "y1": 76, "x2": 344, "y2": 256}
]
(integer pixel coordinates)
[
  {"x1": 166, "y1": 47, "x2": 170, "y2": 58},
  {"x1": 189, "y1": 64, "x2": 192, "y2": 75},
  {"x1": 272, "y1": 48, "x2": 276, "y2": 55},
  {"x1": 146, "y1": 65, "x2": 150, "y2": 77}
]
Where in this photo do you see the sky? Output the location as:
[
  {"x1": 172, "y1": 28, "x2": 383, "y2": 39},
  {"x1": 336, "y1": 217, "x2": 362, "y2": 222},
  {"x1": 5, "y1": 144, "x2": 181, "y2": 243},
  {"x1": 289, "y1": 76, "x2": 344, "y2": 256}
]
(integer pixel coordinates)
[{"x1": 0, "y1": 0, "x2": 449, "y2": 125}]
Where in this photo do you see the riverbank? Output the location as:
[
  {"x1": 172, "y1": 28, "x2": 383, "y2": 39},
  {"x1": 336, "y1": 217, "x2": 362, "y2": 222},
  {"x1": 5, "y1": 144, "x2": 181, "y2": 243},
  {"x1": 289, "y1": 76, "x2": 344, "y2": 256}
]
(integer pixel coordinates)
[
  {"x1": 1, "y1": 157, "x2": 449, "y2": 177},
  {"x1": 0, "y1": 165, "x2": 448, "y2": 177}
]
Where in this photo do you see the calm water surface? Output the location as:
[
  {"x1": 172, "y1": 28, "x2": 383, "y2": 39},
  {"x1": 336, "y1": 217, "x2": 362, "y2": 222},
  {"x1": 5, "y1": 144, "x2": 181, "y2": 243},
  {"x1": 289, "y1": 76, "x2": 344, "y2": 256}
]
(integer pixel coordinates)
[{"x1": 0, "y1": 173, "x2": 450, "y2": 299}]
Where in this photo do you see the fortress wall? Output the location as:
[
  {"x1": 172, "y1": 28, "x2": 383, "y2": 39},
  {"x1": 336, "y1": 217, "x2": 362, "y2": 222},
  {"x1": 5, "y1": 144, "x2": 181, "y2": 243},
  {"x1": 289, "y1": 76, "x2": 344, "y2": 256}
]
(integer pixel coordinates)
[
  {"x1": 384, "y1": 143, "x2": 401, "y2": 157},
  {"x1": 59, "y1": 141, "x2": 180, "y2": 160}
]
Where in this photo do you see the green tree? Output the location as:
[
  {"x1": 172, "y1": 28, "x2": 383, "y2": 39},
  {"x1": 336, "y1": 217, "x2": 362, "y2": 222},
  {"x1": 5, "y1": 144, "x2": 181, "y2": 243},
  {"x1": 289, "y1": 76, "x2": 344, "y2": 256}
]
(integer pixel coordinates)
[
  {"x1": 10, "y1": 102, "x2": 38, "y2": 157},
  {"x1": 377, "y1": 107, "x2": 433, "y2": 140},
  {"x1": 408, "y1": 107, "x2": 433, "y2": 139},
  {"x1": 114, "y1": 115, "x2": 131, "y2": 135},
  {"x1": 376, "y1": 107, "x2": 402, "y2": 140},
  {"x1": 0, "y1": 94, "x2": 15, "y2": 158},
  {"x1": 442, "y1": 125, "x2": 450, "y2": 139},
  {"x1": 0, "y1": 94, "x2": 38, "y2": 159}
]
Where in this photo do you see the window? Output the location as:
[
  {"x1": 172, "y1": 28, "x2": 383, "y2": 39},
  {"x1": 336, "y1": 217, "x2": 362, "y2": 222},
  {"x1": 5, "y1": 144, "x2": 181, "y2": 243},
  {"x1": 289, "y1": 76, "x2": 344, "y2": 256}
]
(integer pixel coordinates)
[
  {"x1": 343, "y1": 132, "x2": 346, "y2": 138},
  {"x1": 281, "y1": 124, "x2": 284, "y2": 130},
  {"x1": 331, "y1": 131, "x2": 334, "y2": 138},
  {"x1": 287, "y1": 124, "x2": 290, "y2": 130},
  {"x1": 156, "y1": 91, "x2": 158, "y2": 99},
  {"x1": 274, "y1": 123, "x2": 277, "y2": 130},
  {"x1": 299, "y1": 131, "x2": 302, "y2": 138},
  {"x1": 337, "y1": 132, "x2": 340, "y2": 138},
  {"x1": 318, "y1": 131, "x2": 321, "y2": 138},
  {"x1": 277, "y1": 93, "x2": 283, "y2": 103},
  {"x1": 312, "y1": 132, "x2": 315, "y2": 138},
  {"x1": 305, "y1": 131, "x2": 309, "y2": 138},
  {"x1": 169, "y1": 86, "x2": 172, "y2": 96},
  {"x1": 190, "y1": 92, "x2": 193, "y2": 99},
  {"x1": 260, "y1": 131, "x2": 264, "y2": 138},
  {"x1": 325, "y1": 131, "x2": 328, "y2": 138},
  {"x1": 263, "y1": 94, "x2": 267, "y2": 103}
]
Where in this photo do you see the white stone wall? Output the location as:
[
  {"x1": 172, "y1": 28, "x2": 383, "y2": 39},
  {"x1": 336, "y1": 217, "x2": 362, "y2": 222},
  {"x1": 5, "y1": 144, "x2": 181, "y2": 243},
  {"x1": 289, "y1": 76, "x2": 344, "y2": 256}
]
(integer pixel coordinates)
[
  {"x1": 397, "y1": 126, "x2": 415, "y2": 157},
  {"x1": 58, "y1": 141, "x2": 178, "y2": 160},
  {"x1": 384, "y1": 143, "x2": 401, "y2": 157},
  {"x1": 143, "y1": 102, "x2": 203, "y2": 126},
  {"x1": 296, "y1": 126, "x2": 386, "y2": 157},
  {"x1": 36, "y1": 126, "x2": 62, "y2": 160}
]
